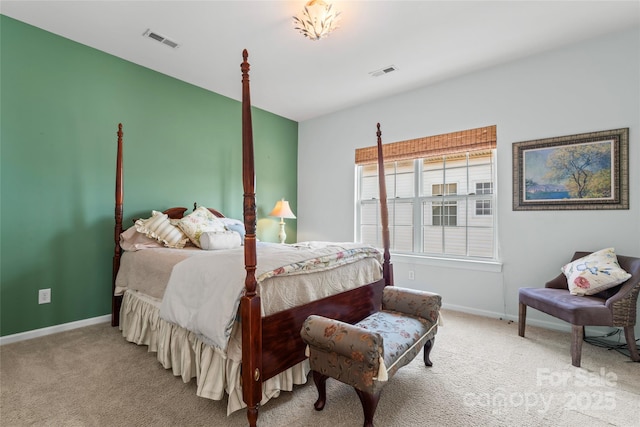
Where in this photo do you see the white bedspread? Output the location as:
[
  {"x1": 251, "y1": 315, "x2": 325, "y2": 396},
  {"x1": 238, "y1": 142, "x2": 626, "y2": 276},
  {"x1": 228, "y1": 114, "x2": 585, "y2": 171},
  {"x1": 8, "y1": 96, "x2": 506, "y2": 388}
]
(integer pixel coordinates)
[{"x1": 159, "y1": 242, "x2": 382, "y2": 352}]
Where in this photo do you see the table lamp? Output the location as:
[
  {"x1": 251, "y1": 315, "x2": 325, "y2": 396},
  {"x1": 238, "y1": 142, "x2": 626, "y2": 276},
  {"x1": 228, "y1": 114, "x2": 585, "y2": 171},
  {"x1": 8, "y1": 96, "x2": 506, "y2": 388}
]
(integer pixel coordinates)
[{"x1": 269, "y1": 198, "x2": 296, "y2": 244}]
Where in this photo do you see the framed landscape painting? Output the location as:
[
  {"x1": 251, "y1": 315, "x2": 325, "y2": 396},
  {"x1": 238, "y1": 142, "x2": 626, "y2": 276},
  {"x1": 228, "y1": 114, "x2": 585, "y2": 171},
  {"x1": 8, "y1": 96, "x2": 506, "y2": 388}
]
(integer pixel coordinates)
[{"x1": 512, "y1": 128, "x2": 628, "y2": 211}]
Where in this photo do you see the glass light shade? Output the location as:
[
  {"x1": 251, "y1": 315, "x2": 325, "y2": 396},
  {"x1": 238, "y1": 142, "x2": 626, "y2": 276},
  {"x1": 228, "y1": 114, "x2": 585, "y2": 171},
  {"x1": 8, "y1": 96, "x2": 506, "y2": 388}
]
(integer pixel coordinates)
[{"x1": 293, "y1": 0, "x2": 341, "y2": 41}]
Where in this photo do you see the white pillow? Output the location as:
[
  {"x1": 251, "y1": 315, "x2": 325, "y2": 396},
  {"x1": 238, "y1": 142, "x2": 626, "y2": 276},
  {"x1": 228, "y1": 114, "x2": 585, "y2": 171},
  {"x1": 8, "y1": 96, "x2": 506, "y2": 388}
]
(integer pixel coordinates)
[
  {"x1": 119, "y1": 226, "x2": 164, "y2": 251},
  {"x1": 134, "y1": 211, "x2": 189, "y2": 248},
  {"x1": 220, "y1": 217, "x2": 246, "y2": 242},
  {"x1": 562, "y1": 248, "x2": 631, "y2": 296},
  {"x1": 177, "y1": 206, "x2": 226, "y2": 248},
  {"x1": 200, "y1": 230, "x2": 242, "y2": 250}
]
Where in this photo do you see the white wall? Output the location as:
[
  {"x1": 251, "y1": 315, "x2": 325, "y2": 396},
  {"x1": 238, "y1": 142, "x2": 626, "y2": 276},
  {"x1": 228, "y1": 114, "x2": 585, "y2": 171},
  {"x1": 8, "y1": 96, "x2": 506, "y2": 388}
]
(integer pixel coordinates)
[{"x1": 297, "y1": 27, "x2": 640, "y2": 336}]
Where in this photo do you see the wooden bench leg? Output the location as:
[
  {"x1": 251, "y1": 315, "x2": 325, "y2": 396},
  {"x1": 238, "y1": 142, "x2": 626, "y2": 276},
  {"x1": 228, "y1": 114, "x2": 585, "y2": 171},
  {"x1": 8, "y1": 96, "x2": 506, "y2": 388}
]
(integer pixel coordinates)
[
  {"x1": 423, "y1": 338, "x2": 435, "y2": 367},
  {"x1": 354, "y1": 388, "x2": 381, "y2": 427},
  {"x1": 312, "y1": 371, "x2": 328, "y2": 411}
]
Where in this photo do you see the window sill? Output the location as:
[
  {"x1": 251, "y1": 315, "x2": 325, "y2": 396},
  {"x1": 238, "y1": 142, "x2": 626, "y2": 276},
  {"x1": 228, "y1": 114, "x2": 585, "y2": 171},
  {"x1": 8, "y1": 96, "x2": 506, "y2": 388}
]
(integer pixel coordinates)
[{"x1": 391, "y1": 253, "x2": 503, "y2": 273}]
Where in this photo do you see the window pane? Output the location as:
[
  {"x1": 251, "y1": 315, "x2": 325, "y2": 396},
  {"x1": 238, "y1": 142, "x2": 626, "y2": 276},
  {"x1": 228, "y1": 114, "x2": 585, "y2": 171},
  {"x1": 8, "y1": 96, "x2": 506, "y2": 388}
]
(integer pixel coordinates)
[
  {"x1": 392, "y1": 225, "x2": 413, "y2": 251},
  {"x1": 468, "y1": 227, "x2": 494, "y2": 258},
  {"x1": 422, "y1": 226, "x2": 443, "y2": 254},
  {"x1": 393, "y1": 201, "x2": 413, "y2": 225},
  {"x1": 475, "y1": 199, "x2": 492, "y2": 215},
  {"x1": 468, "y1": 150, "x2": 493, "y2": 166},
  {"x1": 383, "y1": 160, "x2": 414, "y2": 198},
  {"x1": 444, "y1": 227, "x2": 466, "y2": 255},
  {"x1": 431, "y1": 204, "x2": 441, "y2": 226},
  {"x1": 423, "y1": 157, "x2": 444, "y2": 171},
  {"x1": 443, "y1": 202, "x2": 457, "y2": 226},
  {"x1": 396, "y1": 173, "x2": 414, "y2": 197},
  {"x1": 475, "y1": 182, "x2": 493, "y2": 195},
  {"x1": 361, "y1": 163, "x2": 378, "y2": 176},
  {"x1": 361, "y1": 176, "x2": 378, "y2": 199},
  {"x1": 423, "y1": 201, "x2": 435, "y2": 226},
  {"x1": 361, "y1": 202, "x2": 379, "y2": 225},
  {"x1": 361, "y1": 225, "x2": 379, "y2": 247},
  {"x1": 396, "y1": 160, "x2": 413, "y2": 173},
  {"x1": 453, "y1": 199, "x2": 467, "y2": 226},
  {"x1": 385, "y1": 174, "x2": 395, "y2": 198}
]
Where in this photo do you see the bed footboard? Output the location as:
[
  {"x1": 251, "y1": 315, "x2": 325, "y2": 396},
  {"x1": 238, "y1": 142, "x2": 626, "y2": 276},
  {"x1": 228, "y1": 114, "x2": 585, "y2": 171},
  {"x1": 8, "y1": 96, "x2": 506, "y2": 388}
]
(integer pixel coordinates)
[{"x1": 261, "y1": 279, "x2": 385, "y2": 380}]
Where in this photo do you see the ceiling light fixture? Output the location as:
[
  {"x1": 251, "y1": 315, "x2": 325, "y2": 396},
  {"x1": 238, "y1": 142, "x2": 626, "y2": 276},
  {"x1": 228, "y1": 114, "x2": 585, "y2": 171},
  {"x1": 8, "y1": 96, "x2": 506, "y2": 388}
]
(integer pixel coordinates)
[{"x1": 293, "y1": 0, "x2": 341, "y2": 41}]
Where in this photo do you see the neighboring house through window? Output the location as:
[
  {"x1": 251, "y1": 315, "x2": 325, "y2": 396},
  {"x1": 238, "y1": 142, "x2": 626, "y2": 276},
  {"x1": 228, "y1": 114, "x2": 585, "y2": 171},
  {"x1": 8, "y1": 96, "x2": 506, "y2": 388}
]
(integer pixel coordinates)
[{"x1": 355, "y1": 125, "x2": 497, "y2": 260}]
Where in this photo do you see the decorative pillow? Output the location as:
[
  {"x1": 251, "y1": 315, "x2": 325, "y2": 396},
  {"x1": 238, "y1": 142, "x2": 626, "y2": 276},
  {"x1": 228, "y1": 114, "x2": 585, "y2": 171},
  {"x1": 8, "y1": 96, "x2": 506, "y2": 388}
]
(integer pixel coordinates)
[
  {"x1": 119, "y1": 226, "x2": 164, "y2": 251},
  {"x1": 177, "y1": 206, "x2": 226, "y2": 248},
  {"x1": 562, "y1": 248, "x2": 631, "y2": 296},
  {"x1": 200, "y1": 230, "x2": 242, "y2": 250},
  {"x1": 220, "y1": 218, "x2": 246, "y2": 242},
  {"x1": 134, "y1": 211, "x2": 189, "y2": 248}
]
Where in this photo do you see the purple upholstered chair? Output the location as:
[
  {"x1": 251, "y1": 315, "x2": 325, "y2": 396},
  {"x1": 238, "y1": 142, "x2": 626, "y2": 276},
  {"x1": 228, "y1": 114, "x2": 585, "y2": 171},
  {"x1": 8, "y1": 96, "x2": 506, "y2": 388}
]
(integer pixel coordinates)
[{"x1": 518, "y1": 251, "x2": 640, "y2": 367}]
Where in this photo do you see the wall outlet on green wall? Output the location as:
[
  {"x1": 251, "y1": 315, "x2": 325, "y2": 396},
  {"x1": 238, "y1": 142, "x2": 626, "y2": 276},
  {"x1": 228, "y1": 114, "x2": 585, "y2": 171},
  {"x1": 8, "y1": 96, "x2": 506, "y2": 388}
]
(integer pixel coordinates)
[{"x1": 38, "y1": 289, "x2": 51, "y2": 305}]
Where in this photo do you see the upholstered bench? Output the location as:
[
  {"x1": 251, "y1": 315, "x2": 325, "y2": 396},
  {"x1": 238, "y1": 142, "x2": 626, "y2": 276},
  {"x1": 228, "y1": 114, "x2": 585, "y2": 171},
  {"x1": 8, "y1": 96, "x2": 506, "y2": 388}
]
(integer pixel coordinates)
[{"x1": 300, "y1": 286, "x2": 442, "y2": 427}]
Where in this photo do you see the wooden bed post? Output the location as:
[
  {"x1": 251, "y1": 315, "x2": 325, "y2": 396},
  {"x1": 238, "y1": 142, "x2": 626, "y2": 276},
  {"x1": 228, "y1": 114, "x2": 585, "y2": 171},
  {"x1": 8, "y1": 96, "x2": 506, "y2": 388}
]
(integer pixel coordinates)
[
  {"x1": 240, "y1": 49, "x2": 262, "y2": 427},
  {"x1": 376, "y1": 123, "x2": 393, "y2": 286},
  {"x1": 112, "y1": 123, "x2": 124, "y2": 327}
]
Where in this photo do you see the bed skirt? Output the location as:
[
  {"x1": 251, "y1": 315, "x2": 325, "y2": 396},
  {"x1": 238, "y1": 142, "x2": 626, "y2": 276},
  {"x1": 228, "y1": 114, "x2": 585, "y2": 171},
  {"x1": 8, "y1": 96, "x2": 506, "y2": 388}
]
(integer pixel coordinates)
[{"x1": 119, "y1": 289, "x2": 310, "y2": 415}]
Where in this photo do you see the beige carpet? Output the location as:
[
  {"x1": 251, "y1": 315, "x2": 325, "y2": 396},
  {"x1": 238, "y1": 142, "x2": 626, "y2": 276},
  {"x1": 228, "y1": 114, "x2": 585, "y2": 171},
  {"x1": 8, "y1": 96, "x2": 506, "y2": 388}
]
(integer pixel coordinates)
[{"x1": 1, "y1": 310, "x2": 638, "y2": 427}]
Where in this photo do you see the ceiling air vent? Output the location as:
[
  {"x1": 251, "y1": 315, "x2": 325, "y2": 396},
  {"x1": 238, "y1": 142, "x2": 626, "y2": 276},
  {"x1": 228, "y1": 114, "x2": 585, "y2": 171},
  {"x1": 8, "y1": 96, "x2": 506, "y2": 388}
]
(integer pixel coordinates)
[
  {"x1": 369, "y1": 65, "x2": 398, "y2": 77},
  {"x1": 143, "y1": 29, "x2": 179, "y2": 49}
]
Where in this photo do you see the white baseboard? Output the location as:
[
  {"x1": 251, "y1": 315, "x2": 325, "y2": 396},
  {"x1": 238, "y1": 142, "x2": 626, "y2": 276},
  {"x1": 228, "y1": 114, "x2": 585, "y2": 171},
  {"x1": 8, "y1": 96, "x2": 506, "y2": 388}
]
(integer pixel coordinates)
[
  {"x1": 2, "y1": 305, "x2": 629, "y2": 346},
  {"x1": 442, "y1": 302, "x2": 572, "y2": 333},
  {"x1": 0, "y1": 315, "x2": 111, "y2": 346}
]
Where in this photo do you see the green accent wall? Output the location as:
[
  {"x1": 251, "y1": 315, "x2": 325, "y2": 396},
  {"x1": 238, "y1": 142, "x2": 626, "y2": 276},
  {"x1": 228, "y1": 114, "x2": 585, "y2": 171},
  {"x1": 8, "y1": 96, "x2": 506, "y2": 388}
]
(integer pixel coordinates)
[{"x1": 0, "y1": 16, "x2": 298, "y2": 336}]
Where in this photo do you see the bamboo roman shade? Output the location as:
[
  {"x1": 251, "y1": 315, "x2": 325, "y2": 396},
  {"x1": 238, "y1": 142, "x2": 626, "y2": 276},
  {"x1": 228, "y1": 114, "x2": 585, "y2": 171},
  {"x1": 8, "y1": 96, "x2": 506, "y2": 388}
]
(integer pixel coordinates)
[{"x1": 355, "y1": 125, "x2": 497, "y2": 165}]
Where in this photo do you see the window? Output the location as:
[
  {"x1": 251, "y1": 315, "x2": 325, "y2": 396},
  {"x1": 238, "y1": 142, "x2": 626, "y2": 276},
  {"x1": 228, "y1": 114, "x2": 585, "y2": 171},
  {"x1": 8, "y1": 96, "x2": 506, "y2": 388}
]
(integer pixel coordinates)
[
  {"x1": 475, "y1": 199, "x2": 492, "y2": 216},
  {"x1": 432, "y1": 183, "x2": 457, "y2": 196},
  {"x1": 432, "y1": 201, "x2": 457, "y2": 226},
  {"x1": 355, "y1": 126, "x2": 497, "y2": 261},
  {"x1": 475, "y1": 182, "x2": 493, "y2": 216},
  {"x1": 431, "y1": 184, "x2": 457, "y2": 226}
]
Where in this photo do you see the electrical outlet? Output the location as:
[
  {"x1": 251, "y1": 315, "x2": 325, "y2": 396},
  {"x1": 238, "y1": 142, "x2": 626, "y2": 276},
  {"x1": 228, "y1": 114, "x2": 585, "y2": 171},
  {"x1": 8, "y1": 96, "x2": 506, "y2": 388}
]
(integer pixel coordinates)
[
  {"x1": 38, "y1": 288, "x2": 51, "y2": 304},
  {"x1": 408, "y1": 270, "x2": 415, "y2": 280}
]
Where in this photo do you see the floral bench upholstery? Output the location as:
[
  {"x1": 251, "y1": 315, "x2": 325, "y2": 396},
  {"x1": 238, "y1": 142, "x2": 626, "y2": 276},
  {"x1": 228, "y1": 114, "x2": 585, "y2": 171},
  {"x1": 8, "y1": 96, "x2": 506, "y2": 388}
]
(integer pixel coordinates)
[{"x1": 300, "y1": 286, "x2": 442, "y2": 427}]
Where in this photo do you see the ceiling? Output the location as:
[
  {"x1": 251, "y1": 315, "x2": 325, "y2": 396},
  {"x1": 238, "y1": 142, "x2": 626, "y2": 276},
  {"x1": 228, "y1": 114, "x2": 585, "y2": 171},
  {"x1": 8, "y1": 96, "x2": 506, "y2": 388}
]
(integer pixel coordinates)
[{"x1": 2, "y1": 1, "x2": 639, "y2": 122}]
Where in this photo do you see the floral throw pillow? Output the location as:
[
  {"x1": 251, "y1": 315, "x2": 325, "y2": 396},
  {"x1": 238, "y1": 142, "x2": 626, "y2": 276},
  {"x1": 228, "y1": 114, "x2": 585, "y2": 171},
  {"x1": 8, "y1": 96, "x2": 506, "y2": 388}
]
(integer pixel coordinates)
[
  {"x1": 177, "y1": 206, "x2": 226, "y2": 248},
  {"x1": 562, "y1": 248, "x2": 631, "y2": 296}
]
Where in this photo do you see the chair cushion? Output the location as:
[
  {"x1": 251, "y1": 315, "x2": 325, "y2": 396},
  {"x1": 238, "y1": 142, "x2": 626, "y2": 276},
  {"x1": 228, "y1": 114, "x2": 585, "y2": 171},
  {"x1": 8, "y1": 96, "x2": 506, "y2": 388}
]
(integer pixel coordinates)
[{"x1": 519, "y1": 287, "x2": 613, "y2": 326}]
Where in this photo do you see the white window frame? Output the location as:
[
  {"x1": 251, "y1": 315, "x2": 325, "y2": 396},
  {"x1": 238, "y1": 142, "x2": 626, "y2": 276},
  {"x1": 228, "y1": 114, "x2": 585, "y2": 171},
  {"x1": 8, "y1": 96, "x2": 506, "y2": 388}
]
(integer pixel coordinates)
[{"x1": 355, "y1": 150, "x2": 499, "y2": 264}]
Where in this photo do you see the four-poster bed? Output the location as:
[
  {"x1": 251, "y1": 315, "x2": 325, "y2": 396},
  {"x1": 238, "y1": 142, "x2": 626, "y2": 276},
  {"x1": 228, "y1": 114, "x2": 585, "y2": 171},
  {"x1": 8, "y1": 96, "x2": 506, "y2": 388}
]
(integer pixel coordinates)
[{"x1": 111, "y1": 50, "x2": 393, "y2": 426}]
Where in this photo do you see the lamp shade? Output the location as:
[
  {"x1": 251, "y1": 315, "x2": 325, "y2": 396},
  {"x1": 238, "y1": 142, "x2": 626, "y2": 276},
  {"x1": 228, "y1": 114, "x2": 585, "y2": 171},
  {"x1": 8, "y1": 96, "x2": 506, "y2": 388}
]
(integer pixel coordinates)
[
  {"x1": 293, "y1": 0, "x2": 341, "y2": 41},
  {"x1": 269, "y1": 199, "x2": 296, "y2": 219}
]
